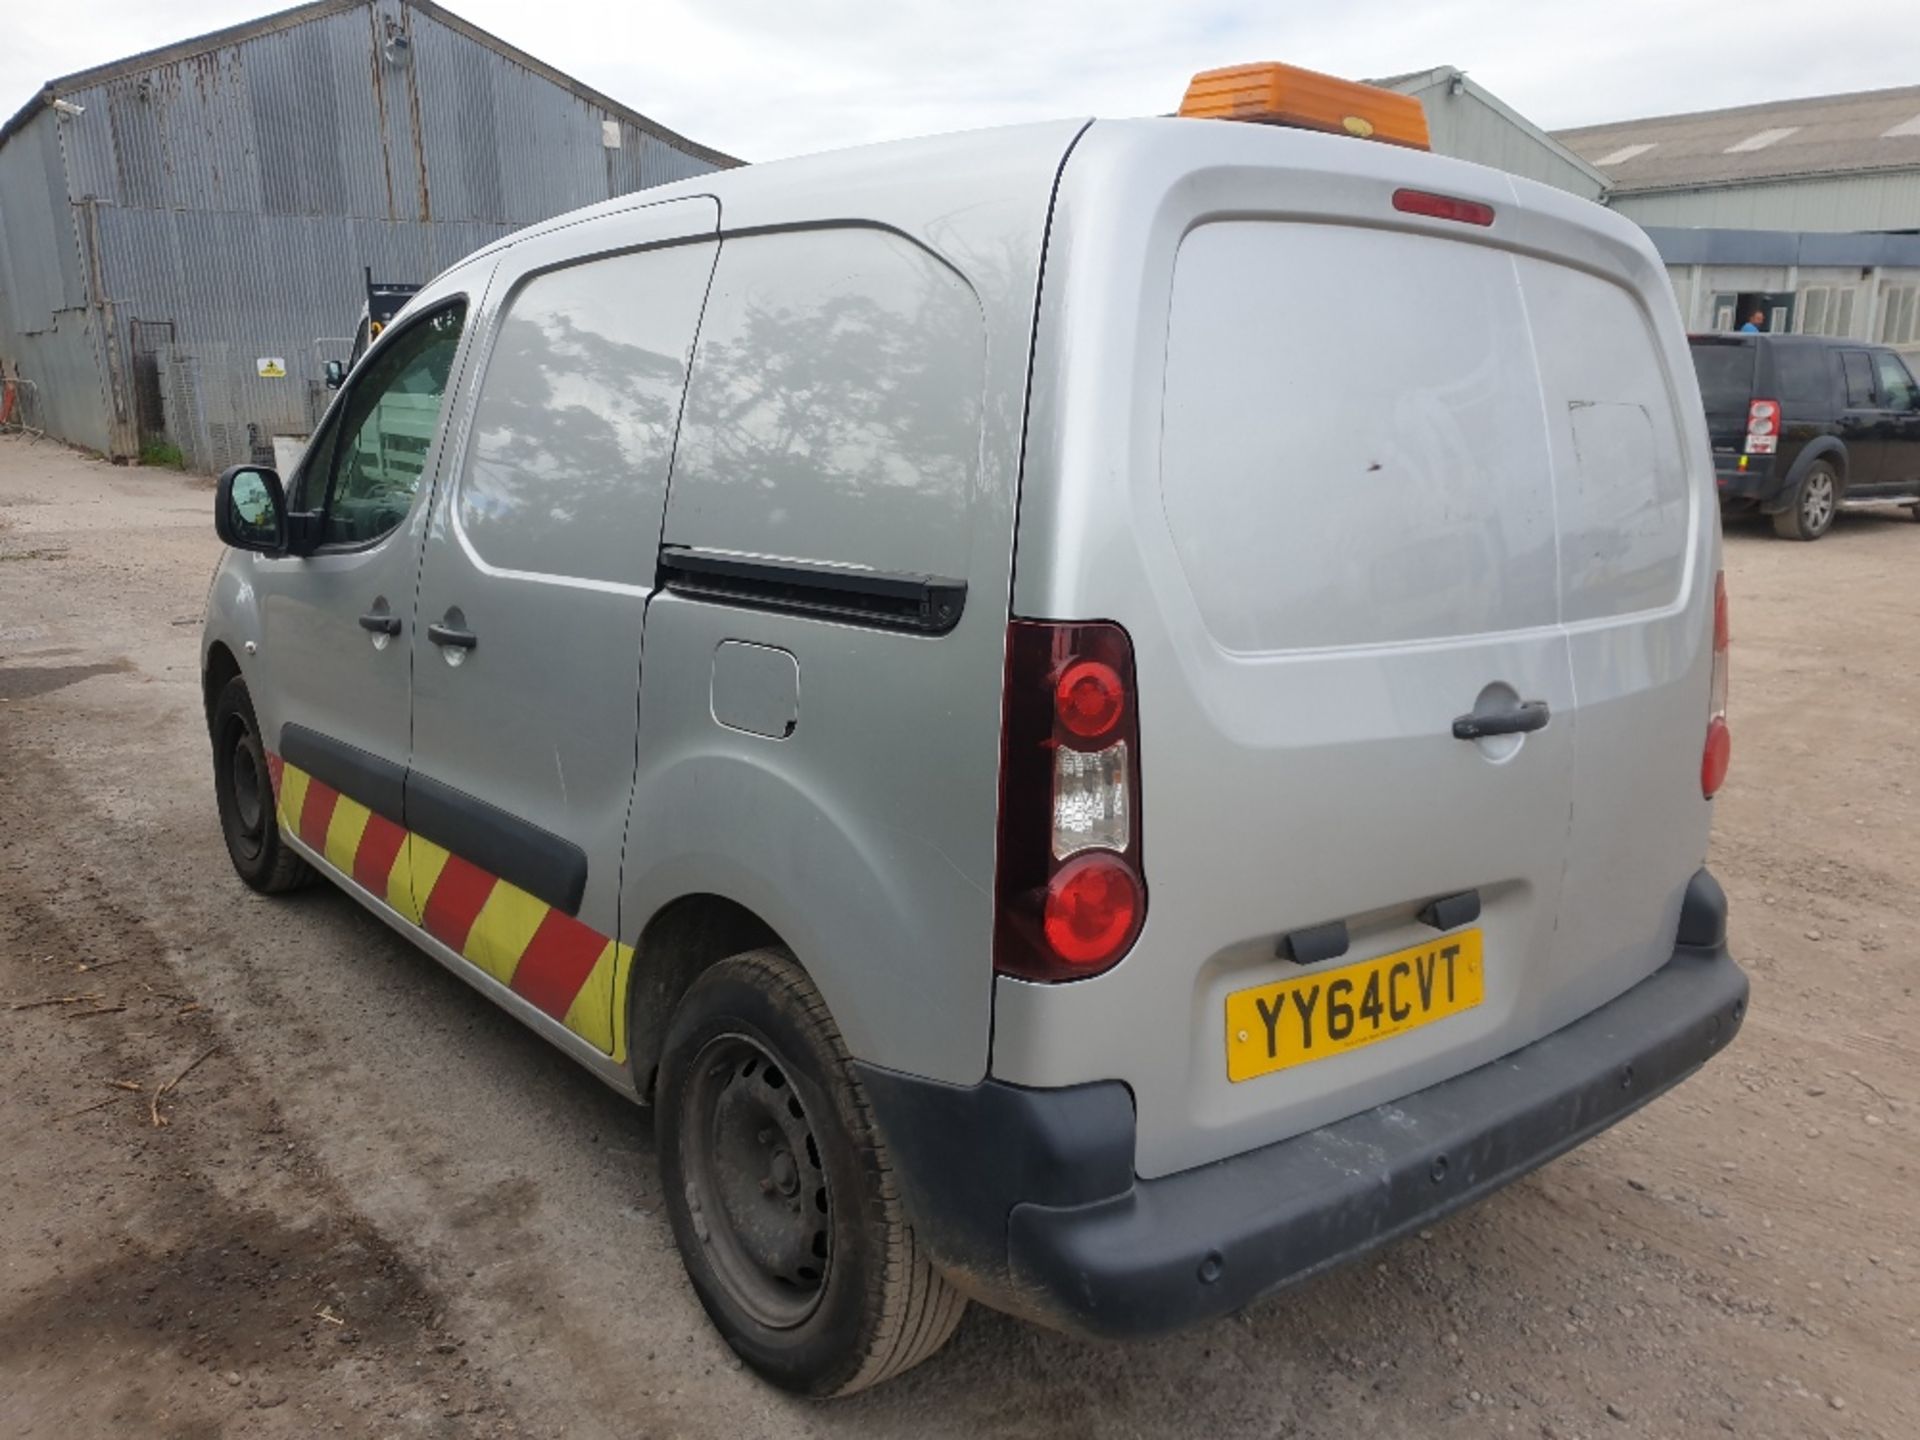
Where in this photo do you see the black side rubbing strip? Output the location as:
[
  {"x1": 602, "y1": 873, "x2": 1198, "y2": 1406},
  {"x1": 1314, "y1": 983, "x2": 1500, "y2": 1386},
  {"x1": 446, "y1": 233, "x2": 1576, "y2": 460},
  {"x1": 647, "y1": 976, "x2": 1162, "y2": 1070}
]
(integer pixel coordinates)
[
  {"x1": 279, "y1": 723, "x2": 406, "y2": 824},
  {"x1": 404, "y1": 771, "x2": 589, "y2": 917},
  {"x1": 658, "y1": 546, "x2": 966, "y2": 635}
]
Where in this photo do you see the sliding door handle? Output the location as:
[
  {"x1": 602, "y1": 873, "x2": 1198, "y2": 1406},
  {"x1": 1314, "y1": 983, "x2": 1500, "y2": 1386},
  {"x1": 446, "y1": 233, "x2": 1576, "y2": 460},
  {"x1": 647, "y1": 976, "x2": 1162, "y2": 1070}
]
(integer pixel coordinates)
[{"x1": 1452, "y1": 699, "x2": 1550, "y2": 741}]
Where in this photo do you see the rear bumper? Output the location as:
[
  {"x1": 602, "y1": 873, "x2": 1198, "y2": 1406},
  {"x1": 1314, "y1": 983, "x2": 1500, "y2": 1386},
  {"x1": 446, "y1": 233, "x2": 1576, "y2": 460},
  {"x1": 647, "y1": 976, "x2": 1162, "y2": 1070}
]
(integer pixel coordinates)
[
  {"x1": 858, "y1": 869, "x2": 1746, "y2": 1340},
  {"x1": 1713, "y1": 451, "x2": 1781, "y2": 505}
]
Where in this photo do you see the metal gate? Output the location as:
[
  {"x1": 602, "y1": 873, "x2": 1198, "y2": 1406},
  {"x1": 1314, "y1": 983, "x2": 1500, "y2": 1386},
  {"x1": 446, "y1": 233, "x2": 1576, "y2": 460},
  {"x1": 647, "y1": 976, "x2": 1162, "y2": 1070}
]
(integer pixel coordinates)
[{"x1": 129, "y1": 318, "x2": 176, "y2": 452}]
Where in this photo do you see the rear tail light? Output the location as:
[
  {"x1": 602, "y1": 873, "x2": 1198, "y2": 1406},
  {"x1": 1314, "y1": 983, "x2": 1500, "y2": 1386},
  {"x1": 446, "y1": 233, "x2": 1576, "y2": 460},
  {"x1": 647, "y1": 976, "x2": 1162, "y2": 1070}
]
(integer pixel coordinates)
[
  {"x1": 1702, "y1": 571, "x2": 1732, "y2": 798},
  {"x1": 1745, "y1": 398, "x2": 1780, "y2": 456},
  {"x1": 996, "y1": 621, "x2": 1145, "y2": 981}
]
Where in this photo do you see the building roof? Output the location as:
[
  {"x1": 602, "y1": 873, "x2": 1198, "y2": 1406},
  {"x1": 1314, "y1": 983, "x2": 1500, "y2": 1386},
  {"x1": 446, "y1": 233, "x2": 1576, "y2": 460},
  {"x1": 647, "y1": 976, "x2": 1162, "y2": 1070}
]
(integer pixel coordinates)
[
  {"x1": 1556, "y1": 84, "x2": 1920, "y2": 194},
  {"x1": 1369, "y1": 65, "x2": 1612, "y2": 194},
  {"x1": 0, "y1": 0, "x2": 738, "y2": 166}
]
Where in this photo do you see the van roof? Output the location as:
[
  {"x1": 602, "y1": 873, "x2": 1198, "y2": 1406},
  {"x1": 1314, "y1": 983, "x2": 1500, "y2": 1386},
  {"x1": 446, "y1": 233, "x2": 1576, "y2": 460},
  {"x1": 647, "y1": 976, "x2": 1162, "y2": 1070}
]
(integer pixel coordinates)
[
  {"x1": 459, "y1": 118, "x2": 1094, "y2": 268},
  {"x1": 442, "y1": 116, "x2": 1663, "y2": 324}
]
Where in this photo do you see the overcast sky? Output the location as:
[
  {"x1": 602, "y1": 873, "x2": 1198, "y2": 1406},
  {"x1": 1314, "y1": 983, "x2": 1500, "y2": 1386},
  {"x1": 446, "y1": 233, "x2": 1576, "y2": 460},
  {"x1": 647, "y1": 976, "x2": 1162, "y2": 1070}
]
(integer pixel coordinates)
[{"x1": 5, "y1": 0, "x2": 1918, "y2": 162}]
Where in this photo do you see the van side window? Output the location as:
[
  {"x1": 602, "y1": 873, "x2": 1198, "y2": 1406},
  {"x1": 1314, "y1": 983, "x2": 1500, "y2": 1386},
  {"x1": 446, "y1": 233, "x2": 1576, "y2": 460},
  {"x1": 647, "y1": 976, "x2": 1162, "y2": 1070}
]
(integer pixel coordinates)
[
  {"x1": 663, "y1": 229, "x2": 984, "y2": 581},
  {"x1": 1840, "y1": 351, "x2": 1877, "y2": 408},
  {"x1": 1873, "y1": 352, "x2": 1918, "y2": 411},
  {"x1": 457, "y1": 244, "x2": 713, "y2": 584},
  {"x1": 319, "y1": 304, "x2": 467, "y2": 547}
]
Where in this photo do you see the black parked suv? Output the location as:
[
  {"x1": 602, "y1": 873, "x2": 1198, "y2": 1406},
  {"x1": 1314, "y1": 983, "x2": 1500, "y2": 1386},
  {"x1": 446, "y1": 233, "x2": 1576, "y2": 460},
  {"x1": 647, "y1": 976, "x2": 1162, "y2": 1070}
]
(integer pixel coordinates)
[{"x1": 1689, "y1": 333, "x2": 1920, "y2": 540}]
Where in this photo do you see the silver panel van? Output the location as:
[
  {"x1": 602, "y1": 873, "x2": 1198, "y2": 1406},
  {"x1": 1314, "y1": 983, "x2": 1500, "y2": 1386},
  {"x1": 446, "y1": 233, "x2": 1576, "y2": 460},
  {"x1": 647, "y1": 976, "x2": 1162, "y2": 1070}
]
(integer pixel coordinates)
[{"x1": 203, "y1": 70, "x2": 1746, "y2": 1395}]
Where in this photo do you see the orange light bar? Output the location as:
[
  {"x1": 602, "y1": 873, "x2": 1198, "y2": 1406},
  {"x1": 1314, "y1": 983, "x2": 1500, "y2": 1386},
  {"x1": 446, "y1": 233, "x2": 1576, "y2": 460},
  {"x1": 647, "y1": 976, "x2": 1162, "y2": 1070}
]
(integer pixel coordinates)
[{"x1": 1178, "y1": 62, "x2": 1431, "y2": 151}]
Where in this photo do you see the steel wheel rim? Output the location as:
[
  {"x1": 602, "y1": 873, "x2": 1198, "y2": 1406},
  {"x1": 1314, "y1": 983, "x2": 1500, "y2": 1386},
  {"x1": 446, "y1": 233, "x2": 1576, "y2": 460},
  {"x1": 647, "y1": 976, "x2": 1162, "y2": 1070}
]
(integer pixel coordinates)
[
  {"x1": 223, "y1": 715, "x2": 266, "y2": 860},
  {"x1": 680, "y1": 1033, "x2": 832, "y2": 1330},
  {"x1": 1804, "y1": 473, "x2": 1835, "y2": 531}
]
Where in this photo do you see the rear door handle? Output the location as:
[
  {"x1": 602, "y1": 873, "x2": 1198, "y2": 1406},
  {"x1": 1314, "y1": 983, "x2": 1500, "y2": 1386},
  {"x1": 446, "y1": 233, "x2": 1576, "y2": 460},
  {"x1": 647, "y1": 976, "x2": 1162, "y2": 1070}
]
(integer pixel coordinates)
[
  {"x1": 427, "y1": 622, "x2": 477, "y2": 650},
  {"x1": 358, "y1": 612, "x2": 401, "y2": 636},
  {"x1": 1452, "y1": 699, "x2": 1550, "y2": 740}
]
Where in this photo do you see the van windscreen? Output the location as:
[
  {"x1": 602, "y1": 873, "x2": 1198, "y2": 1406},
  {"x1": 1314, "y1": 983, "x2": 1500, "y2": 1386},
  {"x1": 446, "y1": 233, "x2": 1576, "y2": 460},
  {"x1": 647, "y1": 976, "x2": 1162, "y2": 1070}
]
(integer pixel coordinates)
[{"x1": 1688, "y1": 341, "x2": 1756, "y2": 417}]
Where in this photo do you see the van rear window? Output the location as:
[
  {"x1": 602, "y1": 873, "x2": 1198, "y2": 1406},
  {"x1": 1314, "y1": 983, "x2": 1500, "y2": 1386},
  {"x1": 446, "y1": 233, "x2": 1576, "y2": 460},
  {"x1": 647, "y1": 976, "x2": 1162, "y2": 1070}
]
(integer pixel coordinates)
[
  {"x1": 1161, "y1": 222, "x2": 1561, "y2": 652},
  {"x1": 1688, "y1": 341, "x2": 1756, "y2": 415},
  {"x1": 1162, "y1": 222, "x2": 1691, "y2": 652}
]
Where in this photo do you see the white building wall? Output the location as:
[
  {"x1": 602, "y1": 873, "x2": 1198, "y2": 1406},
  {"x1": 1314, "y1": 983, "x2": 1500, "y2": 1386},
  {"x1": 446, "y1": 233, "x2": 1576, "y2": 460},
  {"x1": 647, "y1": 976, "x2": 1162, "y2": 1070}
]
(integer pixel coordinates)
[{"x1": 1612, "y1": 170, "x2": 1920, "y2": 232}]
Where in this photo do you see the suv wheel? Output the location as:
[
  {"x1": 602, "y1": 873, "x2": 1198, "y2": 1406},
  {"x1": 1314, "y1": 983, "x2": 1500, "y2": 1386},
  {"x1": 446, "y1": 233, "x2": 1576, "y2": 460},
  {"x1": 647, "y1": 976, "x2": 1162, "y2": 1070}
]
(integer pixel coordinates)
[
  {"x1": 657, "y1": 948, "x2": 965, "y2": 1396},
  {"x1": 211, "y1": 675, "x2": 313, "y2": 893},
  {"x1": 1773, "y1": 460, "x2": 1839, "y2": 541}
]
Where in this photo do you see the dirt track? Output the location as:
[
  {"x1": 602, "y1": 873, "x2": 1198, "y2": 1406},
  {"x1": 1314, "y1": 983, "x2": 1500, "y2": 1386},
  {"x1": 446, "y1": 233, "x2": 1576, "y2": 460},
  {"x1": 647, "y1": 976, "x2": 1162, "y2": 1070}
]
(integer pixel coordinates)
[{"x1": 1, "y1": 432, "x2": 1915, "y2": 1439}]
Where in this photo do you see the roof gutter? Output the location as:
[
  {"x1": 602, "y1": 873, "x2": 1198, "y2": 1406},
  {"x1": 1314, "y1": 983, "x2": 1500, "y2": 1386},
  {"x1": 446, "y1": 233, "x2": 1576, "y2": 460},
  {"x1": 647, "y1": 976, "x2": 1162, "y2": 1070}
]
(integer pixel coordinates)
[{"x1": 1604, "y1": 159, "x2": 1920, "y2": 197}]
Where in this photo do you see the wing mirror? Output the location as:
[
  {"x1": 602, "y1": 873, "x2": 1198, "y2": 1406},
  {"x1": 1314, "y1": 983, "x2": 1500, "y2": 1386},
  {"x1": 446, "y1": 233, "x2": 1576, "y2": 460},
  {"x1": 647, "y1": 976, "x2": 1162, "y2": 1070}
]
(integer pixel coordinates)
[
  {"x1": 324, "y1": 358, "x2": 347, "y2": 390},
  {"x1": 215, "y1": 465, "x2": 288, "y2": 553}
]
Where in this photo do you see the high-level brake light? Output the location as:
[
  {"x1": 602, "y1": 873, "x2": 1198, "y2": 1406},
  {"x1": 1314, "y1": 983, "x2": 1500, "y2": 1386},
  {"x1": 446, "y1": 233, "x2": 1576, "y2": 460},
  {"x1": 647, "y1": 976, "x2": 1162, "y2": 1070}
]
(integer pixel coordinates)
[{"x1": 1392, "y1": 188, "x2": 1496, "y2": 227}]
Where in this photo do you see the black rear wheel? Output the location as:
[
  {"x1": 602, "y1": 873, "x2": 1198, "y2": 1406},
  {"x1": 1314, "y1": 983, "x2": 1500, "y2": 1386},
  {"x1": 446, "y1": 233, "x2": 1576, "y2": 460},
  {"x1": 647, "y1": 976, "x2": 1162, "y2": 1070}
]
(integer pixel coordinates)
[
  {"x1": 211, "y1": 675, "x2": 313, "y2": 894},
  {"x1": 1773, "y1": 461, "x2": 1839, "y2": 540},
  {"x1": 657, "y1": 949, "x2": 964, "y2": 1396}
]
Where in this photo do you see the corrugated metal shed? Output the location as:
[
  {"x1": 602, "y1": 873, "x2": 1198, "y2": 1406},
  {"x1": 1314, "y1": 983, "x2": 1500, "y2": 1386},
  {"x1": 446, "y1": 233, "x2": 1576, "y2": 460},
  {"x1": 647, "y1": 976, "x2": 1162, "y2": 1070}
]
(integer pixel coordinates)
[
  {"x1": 0, "y1": 0, "x2": 734, "y2": 469},
  {"x1": 0, "y1": 109, "x2": 115, "y2": 450},
  {"x1": 1557, "y1": 84, "x2": 1920, "y2": 193},
  {"x1": 1557, "y1": 84, "x2": 1920, "y2": 234},
  {"x1": 1371, "y1": 66, "x2": 1611, "y2": 202}
]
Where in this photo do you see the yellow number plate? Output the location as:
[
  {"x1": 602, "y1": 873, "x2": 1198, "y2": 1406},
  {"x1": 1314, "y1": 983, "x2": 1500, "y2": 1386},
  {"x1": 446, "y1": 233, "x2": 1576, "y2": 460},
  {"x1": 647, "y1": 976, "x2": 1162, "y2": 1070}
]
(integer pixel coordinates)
[{"x1": 1225, "y1": 929, "x2": 1484, "y2": 1083}]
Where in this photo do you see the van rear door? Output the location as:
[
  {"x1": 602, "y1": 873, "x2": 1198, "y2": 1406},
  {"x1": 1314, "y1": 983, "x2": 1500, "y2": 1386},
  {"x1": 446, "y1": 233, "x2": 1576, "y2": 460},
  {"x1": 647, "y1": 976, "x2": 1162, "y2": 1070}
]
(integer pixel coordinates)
[{"x1": 994, "y1": 121, "x2": 1713, "y2": 1180}]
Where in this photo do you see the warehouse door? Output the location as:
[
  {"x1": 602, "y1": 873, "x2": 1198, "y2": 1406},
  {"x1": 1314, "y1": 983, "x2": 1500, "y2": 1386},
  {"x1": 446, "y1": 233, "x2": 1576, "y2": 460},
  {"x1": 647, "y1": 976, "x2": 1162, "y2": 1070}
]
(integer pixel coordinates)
[{"x1": 129, "y1": 319, "x2": 175, "y2": 455}]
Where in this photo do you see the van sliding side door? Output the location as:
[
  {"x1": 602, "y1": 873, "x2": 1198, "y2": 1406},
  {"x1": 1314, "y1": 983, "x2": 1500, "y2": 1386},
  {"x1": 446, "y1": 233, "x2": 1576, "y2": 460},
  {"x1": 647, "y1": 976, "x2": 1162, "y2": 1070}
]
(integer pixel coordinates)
[{"x1": 401, "y1": 198, "x2": 721, "y2": 1057}]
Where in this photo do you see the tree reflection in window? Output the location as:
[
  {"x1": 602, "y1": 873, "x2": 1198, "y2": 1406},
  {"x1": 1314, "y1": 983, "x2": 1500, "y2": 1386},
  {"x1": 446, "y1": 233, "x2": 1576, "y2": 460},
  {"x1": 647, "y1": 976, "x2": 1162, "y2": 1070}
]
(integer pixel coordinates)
[
  {"x1": 459, "y1": 245, "x2": 713, "y2": 585},
  {"x1": 668, "y1": 229, "x2": 985, "y2": 580}
]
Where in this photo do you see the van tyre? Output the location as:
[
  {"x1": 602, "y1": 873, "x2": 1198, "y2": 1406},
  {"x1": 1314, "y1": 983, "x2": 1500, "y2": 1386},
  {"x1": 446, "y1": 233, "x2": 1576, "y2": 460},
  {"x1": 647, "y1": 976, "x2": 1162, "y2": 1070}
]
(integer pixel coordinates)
[
  {"x1": 1773, "y1": 460, "x2": 1839, "y2": 540},
  {"x1": 211, "y1": 675, "x2": 313, "y2": 894},
  {"x1": 657, "y1": 948, "x2": 966, "y2": 1396}
]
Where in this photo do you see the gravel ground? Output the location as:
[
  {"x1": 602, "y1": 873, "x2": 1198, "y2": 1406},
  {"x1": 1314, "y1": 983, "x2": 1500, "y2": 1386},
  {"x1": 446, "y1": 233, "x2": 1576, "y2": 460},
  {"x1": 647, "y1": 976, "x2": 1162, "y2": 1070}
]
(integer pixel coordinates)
[{"x1": 1, "y1": 432, "x2": 1915, "y2": 1439}]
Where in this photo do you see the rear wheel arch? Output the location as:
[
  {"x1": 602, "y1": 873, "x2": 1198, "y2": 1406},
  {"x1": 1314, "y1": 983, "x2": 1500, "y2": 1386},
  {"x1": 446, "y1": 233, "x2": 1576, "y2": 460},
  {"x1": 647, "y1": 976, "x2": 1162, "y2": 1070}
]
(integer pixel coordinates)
[
  {"x1": 624, "y1": 892, "x2": 782, "y2": 1101},
  {"x1": 1785, "y1": 439, "x2": 1847, "y2": 494},
  {"x1": 203, "y1": 641, "x2": 242, "y2": 736}
]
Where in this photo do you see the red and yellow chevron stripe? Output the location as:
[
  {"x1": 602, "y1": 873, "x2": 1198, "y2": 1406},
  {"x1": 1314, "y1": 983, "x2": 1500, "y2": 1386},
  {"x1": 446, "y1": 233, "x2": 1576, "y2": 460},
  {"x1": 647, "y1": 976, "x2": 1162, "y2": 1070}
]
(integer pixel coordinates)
[{"x1": 267, "y1": 753, "x2": 634, "y2": 1060}]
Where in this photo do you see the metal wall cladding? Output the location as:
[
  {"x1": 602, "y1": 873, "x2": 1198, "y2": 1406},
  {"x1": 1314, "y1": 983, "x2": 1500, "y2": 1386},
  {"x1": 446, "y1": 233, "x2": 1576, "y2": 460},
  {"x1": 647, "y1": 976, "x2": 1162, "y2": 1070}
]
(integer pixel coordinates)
[
  {"x1": 1611, "y1": 172, "x2": 1920, "y2": 233},
  {"x1": 0, "y1": 111, "x2": 113, "y2": 452},
  {"x1": 0, "y1": 0, "x2": 729, "y2": 468},
  {"x1": 1401, "y1": 79, "x2": 1607, "y2": 202},
  {"x1": 405, "y1": 4, "x2": 719, "y2": 225},
  {"x1": 0, "y1": 112, "x2": 87, "y2": 330}
]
